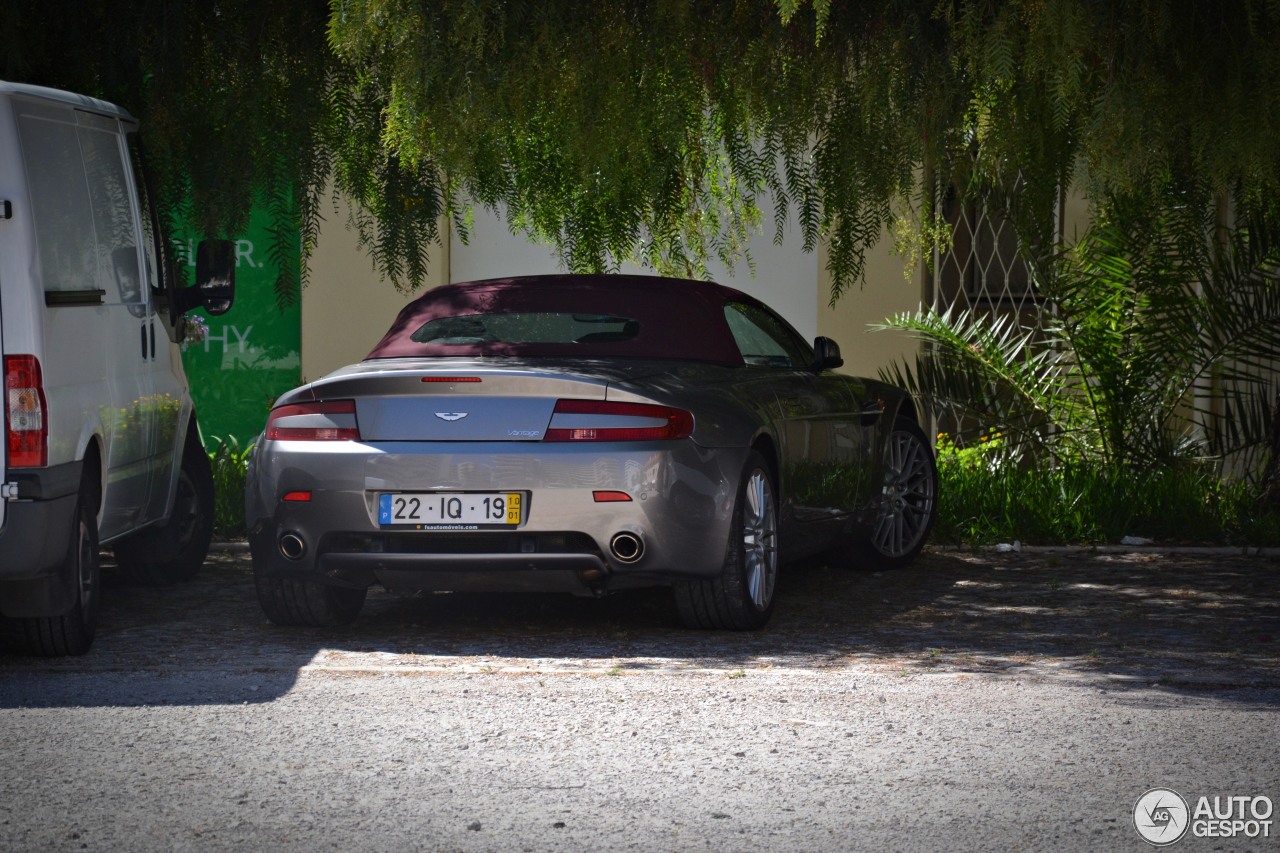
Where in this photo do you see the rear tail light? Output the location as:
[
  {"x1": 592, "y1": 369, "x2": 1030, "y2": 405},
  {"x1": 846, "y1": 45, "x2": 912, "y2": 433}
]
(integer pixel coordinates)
[
  {"x1": 5, "y1": 354, "x2": 48, "y2": 467},
  {"x1": 544, "y1": 400, "x2": 693, "y2": 442},
  {"x1": 266, "y1": 400, "x2": 360, "y2": 441}
]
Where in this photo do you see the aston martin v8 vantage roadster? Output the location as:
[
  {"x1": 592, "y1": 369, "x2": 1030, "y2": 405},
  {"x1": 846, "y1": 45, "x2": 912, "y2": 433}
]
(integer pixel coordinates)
[{"x1": 245, "y1": 275, "x2": 937, "y2": 630}]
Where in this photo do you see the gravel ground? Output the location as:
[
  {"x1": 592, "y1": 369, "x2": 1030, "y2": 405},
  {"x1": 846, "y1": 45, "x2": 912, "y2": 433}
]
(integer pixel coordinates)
[{"x1": 1, "y1": 547, "x2": 1277, "y2": 852}]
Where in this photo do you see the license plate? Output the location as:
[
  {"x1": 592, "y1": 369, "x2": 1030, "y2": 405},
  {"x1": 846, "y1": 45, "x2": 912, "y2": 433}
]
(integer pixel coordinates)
[{"x1": 378, "y1": 492, "x2": 523, "y2": 527}]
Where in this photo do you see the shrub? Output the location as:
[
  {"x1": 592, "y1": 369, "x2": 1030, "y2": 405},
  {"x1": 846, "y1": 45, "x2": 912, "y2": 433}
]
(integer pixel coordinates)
[
  {"x1": 935, "y1": 433, "x2": 1280, "y2": 546},
  {"x1": 206, "y1": 435, "x2": 253, "y2": 537}
]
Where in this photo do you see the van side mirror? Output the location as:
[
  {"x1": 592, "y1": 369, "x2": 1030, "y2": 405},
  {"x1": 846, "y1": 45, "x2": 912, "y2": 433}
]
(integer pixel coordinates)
[
  {"x1": 193, "y1": 239, "x2": 236, "y2": 316},
  {"x1": 812, "y1": 336, "x2": 843, "y2": 371}
]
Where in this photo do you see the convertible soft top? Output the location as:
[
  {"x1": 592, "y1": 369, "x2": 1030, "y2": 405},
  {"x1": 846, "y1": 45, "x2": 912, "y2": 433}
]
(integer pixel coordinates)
[{"x1": 364, "y1": 274, "x2": 752, "y2": 365}]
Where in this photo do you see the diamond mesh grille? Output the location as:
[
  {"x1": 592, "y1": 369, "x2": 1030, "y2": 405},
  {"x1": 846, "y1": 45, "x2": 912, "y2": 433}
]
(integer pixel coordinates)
[
  {"x1": 932, "y1": 176, "x2": 1043, "y2": 320},
  {"x1": 926, "y1": 176, "x2": 1057, "y2": 444}
]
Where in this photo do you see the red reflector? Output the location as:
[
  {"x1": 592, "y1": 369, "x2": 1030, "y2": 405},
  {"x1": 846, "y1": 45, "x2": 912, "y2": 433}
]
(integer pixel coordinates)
[
  {"x1": 266, "y1": 400, "x2": 360, "y2": 441},
  {"x1": 544, "y1": 400, "x2": 694, "y2": 442},
  {"x1": 421, "y1": 376, "x2": 482, "y2": 383},
  {"x1": 593, "y1": 491, "x2": 633, "y2": 502},
  {"x1": 282, "y1": 491, "x2": 312, "y2": 502},
  {"x1": 5, "y1": 354, "x2": 48, "y2": 467}
]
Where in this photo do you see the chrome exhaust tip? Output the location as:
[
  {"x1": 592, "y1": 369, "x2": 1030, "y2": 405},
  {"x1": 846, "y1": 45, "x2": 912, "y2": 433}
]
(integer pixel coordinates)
[
  {"x1": 609, "y1": 532, "x2": 644, "y2": 564},
  {"x1": 279, "y1": 532, "x2": 306, "y2": 560}
]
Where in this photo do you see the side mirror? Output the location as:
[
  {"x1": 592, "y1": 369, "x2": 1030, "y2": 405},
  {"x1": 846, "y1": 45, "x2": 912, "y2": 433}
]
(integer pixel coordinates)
[
  {"x1": 191, "y1": 239, "x2": 235, "y2": 316},
  {"x1": 812, "y1": 336, "x2": 843, "y2": 371}
]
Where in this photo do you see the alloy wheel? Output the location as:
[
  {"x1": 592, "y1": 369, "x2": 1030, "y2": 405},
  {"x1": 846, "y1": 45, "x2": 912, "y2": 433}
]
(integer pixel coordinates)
[
  {"x1": 871, "y1": 428, "x2": 937, "y2": 558},
  {"x1": 742, "y1": 468, "x2": 779, "y2": 610}
]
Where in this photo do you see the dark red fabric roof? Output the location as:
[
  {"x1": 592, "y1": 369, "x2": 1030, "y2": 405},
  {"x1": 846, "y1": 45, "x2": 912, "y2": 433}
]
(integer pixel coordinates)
[{"x1": 364, "y1": 274, "x2": 754, "y2": 365}]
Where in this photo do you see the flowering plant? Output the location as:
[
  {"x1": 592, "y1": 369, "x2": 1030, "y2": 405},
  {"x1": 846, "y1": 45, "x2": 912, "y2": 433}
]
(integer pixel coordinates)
[{"x1": 181, "y1": 314, "x2": 210, "y2": 350}]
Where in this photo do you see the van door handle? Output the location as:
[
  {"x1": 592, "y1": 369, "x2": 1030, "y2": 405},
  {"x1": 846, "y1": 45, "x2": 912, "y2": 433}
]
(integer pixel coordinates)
[
  {"x1": 141, "y1": 324, "x2": 148, "y2": 359},
  {"x1": 149, "y1": 322, "x2": 156, "y2": 360}
]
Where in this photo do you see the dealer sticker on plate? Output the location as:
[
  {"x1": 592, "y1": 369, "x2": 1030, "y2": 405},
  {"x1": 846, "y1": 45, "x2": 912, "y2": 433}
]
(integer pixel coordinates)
[{"x1": 378, "y1": 492, "x2": 522, "y2": 527}]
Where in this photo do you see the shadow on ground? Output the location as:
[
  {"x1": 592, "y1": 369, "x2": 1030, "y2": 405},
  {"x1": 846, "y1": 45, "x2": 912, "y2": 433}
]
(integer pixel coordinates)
[{"x1": 1, "y1": 547, "x2": 1276, "y2": 708}]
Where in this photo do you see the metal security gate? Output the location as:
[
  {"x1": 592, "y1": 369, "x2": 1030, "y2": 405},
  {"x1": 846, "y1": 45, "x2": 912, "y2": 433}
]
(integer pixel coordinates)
[{"x1": 925, "y1": 175, "x2": 1061, "y2": 445}]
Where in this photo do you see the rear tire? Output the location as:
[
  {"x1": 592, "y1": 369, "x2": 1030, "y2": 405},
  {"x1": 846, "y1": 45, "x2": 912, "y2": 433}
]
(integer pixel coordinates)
[
  {"x1": 253, "y1": 572, "x2": 367, "y2": 627},
  {"x1": 10, "y1": 481, "x2": 100, "y2": 657},
  {"x1": 114, "y1": 431, "x2": 215, "y2": 585},
  {"x1": 849, "y1": 417, "x2": 938, "y2": 568},
  {"x1": 675, "y1": 451, "x2": 779, "y2": 630}
]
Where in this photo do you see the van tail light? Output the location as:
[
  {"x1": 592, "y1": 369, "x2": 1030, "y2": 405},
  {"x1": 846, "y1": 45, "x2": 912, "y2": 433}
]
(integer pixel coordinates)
[
  {"x1": 5, "y1": 354, "x2": 48, "y2": 467},
  {"x1": 265, "y1": 400, "x2": 360, "y2": 441},
  {"x1": 544, "y1": 400, "x2": 694, "y2": 442}
]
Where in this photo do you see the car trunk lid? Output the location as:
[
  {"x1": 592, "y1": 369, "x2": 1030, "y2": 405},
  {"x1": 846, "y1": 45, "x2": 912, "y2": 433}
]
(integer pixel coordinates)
[{"x1": 316, "y1": 363, "x2": 622, "y2": 442}]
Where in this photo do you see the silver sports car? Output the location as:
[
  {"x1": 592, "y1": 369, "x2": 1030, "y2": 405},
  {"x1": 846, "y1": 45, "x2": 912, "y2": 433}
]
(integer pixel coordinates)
[{"x1": 246, "y1": 274, "x2": 937, "y2": 630}]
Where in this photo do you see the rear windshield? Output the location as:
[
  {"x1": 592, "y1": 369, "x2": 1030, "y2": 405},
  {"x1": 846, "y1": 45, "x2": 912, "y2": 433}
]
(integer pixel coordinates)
[{"x1": 411, "y1": 313, "x2": 639, "y2": 346}]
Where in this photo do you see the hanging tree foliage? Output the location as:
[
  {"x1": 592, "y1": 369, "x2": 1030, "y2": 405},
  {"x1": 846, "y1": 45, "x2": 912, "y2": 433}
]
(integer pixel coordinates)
[{"x1": 3, "y1": 1, "x2": 1280, "y2": 303}]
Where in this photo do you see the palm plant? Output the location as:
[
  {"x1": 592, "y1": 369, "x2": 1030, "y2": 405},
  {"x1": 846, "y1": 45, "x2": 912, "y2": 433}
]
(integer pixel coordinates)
[{"x1": 876, "y1": 196, "x2": 1280, "y2": 474}]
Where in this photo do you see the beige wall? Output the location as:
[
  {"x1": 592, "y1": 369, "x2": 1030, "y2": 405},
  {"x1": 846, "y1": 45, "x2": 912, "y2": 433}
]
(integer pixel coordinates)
[
  {"x1": 1061, "y1": 185, "x2": 1092, "y2": 246},
  {"x1": 301, "y1": 201, "x2": 449, "y2": 382},
  {"x1": 817, "y1": 232, "x2": 923, "y2": 381}
]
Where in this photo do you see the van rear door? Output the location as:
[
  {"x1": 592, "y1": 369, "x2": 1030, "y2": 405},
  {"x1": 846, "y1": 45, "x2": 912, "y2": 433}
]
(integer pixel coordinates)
[
  {"x1": 13, "y1": 100, "x2": 156, "y2": 538},
  {"x1": 1, "y1": 105, "x2": 9, "y2": 530}
]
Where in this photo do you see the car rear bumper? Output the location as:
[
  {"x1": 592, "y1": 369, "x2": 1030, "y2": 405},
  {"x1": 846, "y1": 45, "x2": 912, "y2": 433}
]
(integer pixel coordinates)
[{"x1": 246, "y1": 438, "x2": 747, "y2": 593}]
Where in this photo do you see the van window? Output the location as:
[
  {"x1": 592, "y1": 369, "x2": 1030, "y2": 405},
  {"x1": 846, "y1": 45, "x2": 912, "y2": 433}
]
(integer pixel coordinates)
[
  {"x1": 79, "y1": 119, "x2": 145, "y2": 314},
  {"x1": 127, "y1": 134, "x2": 162, "y2": 312},
  {"x1": 18, "y1": 109, "x2": 98, "y2": 294},
  {"x1": 17, "y1": 106, "x2": 145, "y2": 313}
]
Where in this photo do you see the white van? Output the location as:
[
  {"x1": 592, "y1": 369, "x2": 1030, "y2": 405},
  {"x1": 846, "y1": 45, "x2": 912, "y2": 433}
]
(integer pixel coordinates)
[{"x1": 0, "y1": 82, "x2": 235, "y2": 656}]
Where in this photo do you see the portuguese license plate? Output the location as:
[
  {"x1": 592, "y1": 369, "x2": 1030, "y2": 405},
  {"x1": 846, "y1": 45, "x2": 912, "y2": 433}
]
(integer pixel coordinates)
[{"x1": 378, "y1": 492, "x2": 523, "y2": 527}]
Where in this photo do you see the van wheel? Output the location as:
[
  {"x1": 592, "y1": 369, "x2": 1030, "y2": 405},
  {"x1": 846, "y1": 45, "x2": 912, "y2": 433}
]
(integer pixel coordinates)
[
  {"x1": 12, "y1": 482, "x2": 101, "y2": 657},
  {"x1": 114, "y1": 435, "x2": 215, "y2": 585}
]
